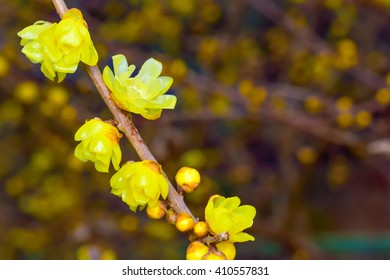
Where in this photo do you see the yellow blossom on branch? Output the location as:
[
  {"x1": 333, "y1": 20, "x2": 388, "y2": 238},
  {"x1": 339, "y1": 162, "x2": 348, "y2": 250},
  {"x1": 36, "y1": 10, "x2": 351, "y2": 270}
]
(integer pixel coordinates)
[
  {"x1": 103, "y1": 54, "x2": 176, "y2": 120},
  {"x1": 205, "y1": 195, "x2": 256, "y2": 243},
  {"x1": 110, "y1": 160, "x2": 169, "y2": 212},
  {"x1": 74, "y1": 118, "x2": 122, "y2": 173},
  {"x1": 17, "y1": 8, "x2": 98, "y2": 82}
]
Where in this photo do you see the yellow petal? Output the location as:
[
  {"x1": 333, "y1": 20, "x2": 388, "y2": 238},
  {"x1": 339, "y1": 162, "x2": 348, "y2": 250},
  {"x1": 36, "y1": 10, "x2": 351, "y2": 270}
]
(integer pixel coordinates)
[
  {"x1": 229, "y1": 232, "x2": 255, "y2": 243},
  {"x1": 81, "y1": 43, "x2": 98, "y2": 65},
  {"x1": 54, "y1": 59, "x2": 78, "y2": 73},
  {"x1": 17, "y1": 21, "x2": 52, "y2": 41},
  {"x1": 103, "y1": 66, "x2": 115, "y2": 90},
  {"x1": 21, "y1": 42, "x2": 44, "y2": 63},
  {"x1": 137, "y1": 58, "x2": 162, "y2": 83},
  {"x1": 221, "y1": 196, "x2": 241, "y2": 210},
  {"x1": 144, "y1": 76, "x2": 173, "y2": 99},
  {"x1": 149, "y1": 95, "x2": 177, "y2": 109},
  {"x1": 111, "y1": 145, "x2": 122, "y2": 171},
  {"x1": 58, "y1": 27, "x2": 83, "y2": 50},
  {"x1": 232, "y1": 205, "x2": 256, "y2": 231},
  {"x1": 40, "y1": 60, "x2": 56, "y2": 81},
  {"x1": 57, "y1": 72, "x2": 67, "y2": 83},
  {"x1": 94, "y1": 159, "x2": 109, "y2": 173},
  {"x1": 158, "y1": 176, "x2": 169, "y2": 199},
  {"x1": 113, "y1": 54, "x2": 129, "y2": 76},
  {"x1": 74, "y1": 143, "x2": 87, "y2": 162}
]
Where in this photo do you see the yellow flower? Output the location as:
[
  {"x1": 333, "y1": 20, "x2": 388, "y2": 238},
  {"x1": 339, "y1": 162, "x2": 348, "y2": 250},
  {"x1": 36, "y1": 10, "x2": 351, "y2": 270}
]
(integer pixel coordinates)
[
  {"x1": 110, "y1": 160, "x2": 169, "y2": 212},
  {"x1": 103, "y1": 54, "x2": 176, "y2": 120},
  {"x1": 74, "y1": 118, "x2": 122, "y2": 172},
  {"x1": 17, "y1": 8, "x2": 98, "y2": 82},
  {"x1": 205, "y1": 195, "x2": 256, "y2": 243}
]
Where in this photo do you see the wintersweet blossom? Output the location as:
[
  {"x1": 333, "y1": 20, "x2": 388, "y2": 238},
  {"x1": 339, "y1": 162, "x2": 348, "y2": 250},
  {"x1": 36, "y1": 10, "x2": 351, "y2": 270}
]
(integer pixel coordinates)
[
  {"x1": 18, "y1": 8, "x2": 98, "y2": 82},
  {"x1": 74, "y1": 118, "x2": 122, "y2": 172},
  {"x1": 205, "y1": 195, "x2": 256, "y2": 242},
  {"x1": 103, "y1": 54, "x2": 176, "y2": 120},
  {"x1": 110, "y1": 160, "x2": 169, "y2": 212}
]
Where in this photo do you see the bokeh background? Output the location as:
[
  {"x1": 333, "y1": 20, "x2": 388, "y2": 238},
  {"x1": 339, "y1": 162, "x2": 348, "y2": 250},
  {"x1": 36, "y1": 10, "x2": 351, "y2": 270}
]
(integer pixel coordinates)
[{"x1": 2, "y1": 0, "x2": 390, "y2": 259}]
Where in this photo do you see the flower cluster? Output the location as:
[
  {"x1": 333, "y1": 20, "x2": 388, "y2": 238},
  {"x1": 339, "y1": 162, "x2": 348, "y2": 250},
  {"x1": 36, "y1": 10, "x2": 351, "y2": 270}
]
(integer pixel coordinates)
[
  {"x1": 18, "y1": 3, "x2": 257, "y2": 261},
  {"x1": 17, "y1": 8, "x2": 98, "y2": 82},
  {"x1": 110, "y1": 160, "x2": 169, "y2": 212},
  {"x1": 205, "y1": 195, "x2": 256, "y2": 243},
  {"x1": 103, "y1": 54, "x2": 176, "y2": 120},
  {"x1": 74, "y1": 118, "x2": 122, "y2": 172}
]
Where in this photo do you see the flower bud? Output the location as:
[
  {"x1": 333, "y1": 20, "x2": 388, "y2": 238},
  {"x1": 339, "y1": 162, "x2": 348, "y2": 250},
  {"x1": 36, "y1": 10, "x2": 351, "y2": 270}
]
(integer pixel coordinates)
[
  {"x1": 186, "y1": 241, "x2": 209, "y2": 260},
  {"x1": 202, "y1": 250, "x2": 226, "y2": 260},
  {"x1": 193, "y1": 221, "x2": 208, "y2": 238},
  {"x1": 165, "y1": 208, "x2": 177, "y2": 225},
  {"x1": 175, "y1": 212, "x2": 194, "y2": 232},
  {"x1": 216, "y1": 241, "x2": 236, "y2": 260},
  {"x1": 175, "y1": 167, "x2": 201, "y2": 193},
  {"x1": 146, "y1": 201, "x2": 166, "y2": 219}
]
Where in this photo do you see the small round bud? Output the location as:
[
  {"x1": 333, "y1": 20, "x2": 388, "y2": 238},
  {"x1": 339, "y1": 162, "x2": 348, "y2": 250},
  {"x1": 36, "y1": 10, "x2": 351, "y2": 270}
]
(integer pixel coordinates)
[
  {"x1": 175, "y1": 167, "x2": 201, "y2": 193},
  {"x1": 216, "y1": 241, "x2": 236, "y2": 260},
  {"x1": 175, "y1": 212, "x2": 195, "y2": 232},
  {"x1": 165, "y1": 208, "x2": 177, "y2": 225},
  {"x1": 202, "y1": 250, "x2": 226, "y2": 260},
  {"x1": 146, "y1": 202, "x2": 166, "y2": 219},
  {"x1": 193, "y1": 221, "x2": 208, "y2": 238},
  {"x1": 186, "y1": 241, "x2": 209, "y2": 260}
]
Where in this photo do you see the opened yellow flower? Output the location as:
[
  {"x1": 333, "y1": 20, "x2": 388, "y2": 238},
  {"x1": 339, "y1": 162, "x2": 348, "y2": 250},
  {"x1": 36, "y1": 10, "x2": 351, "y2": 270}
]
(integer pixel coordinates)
[
  {"x1": 103, "y1": 54, "x2": 176, "y2": 120},
  {"x1": 205, "y1": 195, "x2": 256, "y2": 243},
  {"x1": 17, "y1": 8, "x2": 98, "y2": 82},
  {"x1": 110, "y1": 160, "x2": 169, "y2": 212},
  {"x1": 74, "y1": 118, "x2": 122, "y2": 172}
]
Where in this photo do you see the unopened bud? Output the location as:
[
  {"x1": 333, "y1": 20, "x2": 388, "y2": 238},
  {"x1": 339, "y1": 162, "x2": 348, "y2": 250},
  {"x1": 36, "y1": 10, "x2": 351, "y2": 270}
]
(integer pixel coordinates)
[
  {"x1": 175, "y1": 167, "x2": 201, "y2": 193},
  {"x1": 175, "y1": 212, "x2": 194, "y2": 232},
  {"x1": 146, "y1": 201, "x2": 166, "y2": 219},
  {"x1": 193, "y1": 221, "x2": 208, "y2": 238},
  {"x1": 165, "y1": 208, "x2": 177, "y2": 225},
  {"x1": 186, "y1": 241, "x2": 209, "y2": 260},
  {"x1": 202, "y1": 250, "x2": 226, "y2": 260},
  {"x1": 216, "y1": 241, "x2": 236, "y2": 260}
]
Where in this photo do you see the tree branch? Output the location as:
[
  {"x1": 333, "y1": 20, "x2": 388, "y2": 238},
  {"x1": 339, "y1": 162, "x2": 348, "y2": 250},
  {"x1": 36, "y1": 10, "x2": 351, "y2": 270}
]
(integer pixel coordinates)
[{"x1": 51, "y1": 0, "x2": 195, "y2": 220}]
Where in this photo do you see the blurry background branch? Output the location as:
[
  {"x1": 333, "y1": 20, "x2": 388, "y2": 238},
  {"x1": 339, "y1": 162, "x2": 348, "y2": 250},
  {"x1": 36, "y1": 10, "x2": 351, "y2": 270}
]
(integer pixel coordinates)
[{"x1": 245, "y1": 0, "x2": 386, "y2": 90}]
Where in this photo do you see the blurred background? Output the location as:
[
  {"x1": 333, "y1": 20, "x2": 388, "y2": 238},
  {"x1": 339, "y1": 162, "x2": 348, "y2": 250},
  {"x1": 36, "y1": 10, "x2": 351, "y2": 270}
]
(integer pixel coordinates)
[{"x1": 2, "y1": 0, "x2": 390, "y2": 259}]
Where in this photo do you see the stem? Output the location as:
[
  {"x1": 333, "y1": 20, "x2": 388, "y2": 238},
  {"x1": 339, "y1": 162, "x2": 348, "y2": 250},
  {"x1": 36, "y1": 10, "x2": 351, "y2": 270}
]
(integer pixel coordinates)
[
  {"x1": 51, "y1": 0, "x2": 195, "y2": 220},
  {"x1": 51, "y1": 0, "x2": 68, "y2": 17},
  {"x1": 202, "y1": 232, "x2": 229, "y2": 245}
]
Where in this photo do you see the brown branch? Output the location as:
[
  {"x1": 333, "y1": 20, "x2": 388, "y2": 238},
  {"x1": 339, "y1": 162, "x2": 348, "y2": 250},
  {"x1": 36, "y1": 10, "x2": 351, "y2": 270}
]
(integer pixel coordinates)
[
  {"x1": 260, "y1": 105, "x2": 362, "y2": 147},
  {"x1": 202, "y1": 232, "x2": 229, "y2": 245},
  {"x1": 51, "y1": 0, "x2": 195, "y2": 220},
  {"x1": 51, "y1": 0, "x2": 68, "y2": 17}
]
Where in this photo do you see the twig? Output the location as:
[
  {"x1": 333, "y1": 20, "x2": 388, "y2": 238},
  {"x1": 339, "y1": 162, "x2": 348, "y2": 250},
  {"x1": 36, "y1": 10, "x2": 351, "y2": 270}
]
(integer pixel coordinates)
[
  {"x1": 51, "y1": 0, "x2": 195, "y2": 220},
  {"x1": 51, "y1": 0, "x2": 67, "y2": 16},
  {"x1": 202, "y1": 232, "x2": 229, "y2": 245}
]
